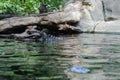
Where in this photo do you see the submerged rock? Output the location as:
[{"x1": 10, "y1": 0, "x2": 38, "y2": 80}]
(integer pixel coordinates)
[{"x1": 70, "y1": 66, "x2": 90, "y2": 74}]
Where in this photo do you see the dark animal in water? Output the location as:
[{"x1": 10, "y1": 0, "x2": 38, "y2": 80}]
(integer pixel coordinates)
[
  {"x1": 14, "y1": 25, "x2": 64, "y2": 43},
  {"x1": 39, "y1": 2, "x2": 48, "y2": 13},
  {"x1": 22, "y1": 31, "x2": 64, "y2": 43},
  {"x1": 14, "y1": 26, "x2": 47, "y2": 42}
]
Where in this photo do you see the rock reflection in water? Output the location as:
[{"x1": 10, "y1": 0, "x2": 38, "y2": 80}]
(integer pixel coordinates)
[{"x1": 60, "y1": 33, "x2": 120, "y2": 80}]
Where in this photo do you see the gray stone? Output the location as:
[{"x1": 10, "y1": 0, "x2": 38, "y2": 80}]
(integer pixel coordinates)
[
  {"x1": 79, "y1": 20, "x2": 120, "y2": 33},
  {"x1": 95, "y1": 20, "x2": 120, "y2": 33},
  {"x1": 73, "y1": 0, "x2": 120, "y2": 33},
  {"x1": 83, "y1": 0, "x2": 120, "y2": 20},
  {"x1": 84, "y1": 0, "x2": 104, "y2": 21},
  {"x1": 68, "y1": 0, "x2": 120, "y2": 21},
  {"x1": 103, "y1": 0, "x2": 120, "y2": 20}
]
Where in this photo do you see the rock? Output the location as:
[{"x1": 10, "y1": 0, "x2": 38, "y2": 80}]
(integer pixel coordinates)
[
  {"x1": 0, "y1": 1, "x2": 84, "y2": 33},
  {"x1": 64, "y1": 1, "x2": 82, "y2": 12},
  {"x1": 71, "y1": 66, "x2": 90, "y2": 73},
  {"x1": 66, "y1": 0, "x2": 120, "y2": 33},
  {"x1": 1, "y1": 0, "x2": 120, "y2": 34},
  {"x1": 95, "y1": 20, "x2": 120, "y2": 33},
  {"x1": 67, "y1": 0, "x2": 120, "y2": 21},
  {"x1": 88, "y1": 0, "x2": 104, "y2": 21},
  {"x1": 102, "y1": 0, "x2": 120, "y2": 20}
]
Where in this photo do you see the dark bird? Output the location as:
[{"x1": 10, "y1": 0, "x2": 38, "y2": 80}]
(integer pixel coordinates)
[{"x1": 39, "y1": 2, "x2": 48, "y2": 14}]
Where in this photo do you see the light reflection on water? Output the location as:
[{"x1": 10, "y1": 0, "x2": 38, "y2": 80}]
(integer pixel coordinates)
[
  {"x1": 60, "y1": 33, "x2": 120, "y2": 80},
  {"x1": 0, "y1": 33, "x2": 120, "y2": 80}
]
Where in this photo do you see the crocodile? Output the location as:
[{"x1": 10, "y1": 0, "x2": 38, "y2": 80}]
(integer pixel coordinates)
[{"x1": 14, "y1": 26, "x2": 64, "y2": 43}]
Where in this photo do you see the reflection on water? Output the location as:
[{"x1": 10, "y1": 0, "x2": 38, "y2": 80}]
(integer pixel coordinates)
[
  {"x1": 0, "y1": 39, "x2": 69, "y2": 80},
  {"x1": 0, "y1": 33, "x2": 120, "y2": 80},
  {"x1": 60, "y1": 33, "x2": 120, "y2": 80}
]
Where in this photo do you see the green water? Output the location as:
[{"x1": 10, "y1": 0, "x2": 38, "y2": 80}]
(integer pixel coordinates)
[
  {"x1": 0, "y1": 39, "x2": 68, "y2": 80},
  {"x1": 0, "y1": 33, "x2": 120, "y2": 80}
]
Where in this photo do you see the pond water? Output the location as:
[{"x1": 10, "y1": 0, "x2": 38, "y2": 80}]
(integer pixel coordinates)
[{"x1": 0, "y1": 33, "x2": 120, "y2": 80}]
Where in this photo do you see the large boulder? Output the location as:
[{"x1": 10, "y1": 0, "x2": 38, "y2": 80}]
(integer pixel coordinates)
[
  {"x1": 85, "y1": 0, "x2": 104, "y2": 21},
  {"x1": 66, "y1": 0, "x2": 120, "y2": 33},
  {"x1": 102, "y1": 0, "x2": 120, "y2": 20},
  {"x1": 81, "y1": 0, "x2": 120, "y2": 21}
]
